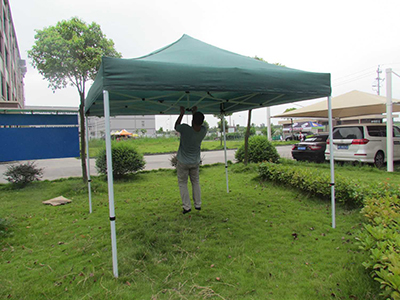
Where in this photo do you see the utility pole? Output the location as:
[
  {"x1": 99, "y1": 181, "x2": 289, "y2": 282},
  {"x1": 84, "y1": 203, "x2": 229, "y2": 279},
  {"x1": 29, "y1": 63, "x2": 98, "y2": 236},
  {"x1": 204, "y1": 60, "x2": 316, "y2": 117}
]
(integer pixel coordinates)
[{"x1": 373, "y1": 65, "x2": 383, "y2": 95}]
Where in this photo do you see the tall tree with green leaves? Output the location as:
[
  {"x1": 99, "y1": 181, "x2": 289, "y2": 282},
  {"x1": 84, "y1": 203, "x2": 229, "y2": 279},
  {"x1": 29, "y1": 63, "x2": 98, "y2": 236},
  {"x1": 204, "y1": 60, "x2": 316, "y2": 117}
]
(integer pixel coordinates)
[{"x1": 28, "y1": 17, "x2": 121, "y2": 182}]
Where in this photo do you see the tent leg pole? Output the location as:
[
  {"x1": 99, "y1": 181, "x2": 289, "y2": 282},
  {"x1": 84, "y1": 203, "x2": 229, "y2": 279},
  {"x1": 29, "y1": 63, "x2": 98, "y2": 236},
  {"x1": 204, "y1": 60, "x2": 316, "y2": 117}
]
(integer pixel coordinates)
[
  {"x1": 266, "y1": 107, "x2": 271, "y2": 141},
  {"x1": 103, "y1": 90, "x2": 119, "y2": 278},
  {"x1": 386, "y1": 68, "x2": 394, "y2": 172},
  {"x1": 85, "y1": 116, "x2": 92, "y2": 214},
  {"x1": 328, "y1": 96, "x2": 336, "y2": 229},
  {"x1": 222, "y1": 115, "x2": 229, "y2": 193}
]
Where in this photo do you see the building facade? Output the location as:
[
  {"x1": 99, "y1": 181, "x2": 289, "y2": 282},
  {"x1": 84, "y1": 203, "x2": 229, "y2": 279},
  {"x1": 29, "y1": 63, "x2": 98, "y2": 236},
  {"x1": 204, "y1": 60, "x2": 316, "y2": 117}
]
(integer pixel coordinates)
[
  {"x1": 0, "y1": 0, "x2": 26, "y2": 110},
  {"x1": 87, "y1": 115, "x2": 156, "y2": 139}
]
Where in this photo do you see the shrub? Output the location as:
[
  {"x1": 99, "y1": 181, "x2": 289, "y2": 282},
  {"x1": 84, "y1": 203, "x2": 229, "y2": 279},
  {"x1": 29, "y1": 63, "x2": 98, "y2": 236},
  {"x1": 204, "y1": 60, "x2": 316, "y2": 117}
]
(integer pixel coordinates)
[
  {"x1": 358, "y1": 196, "x2": 400, "y2": 299},
  {"x1": 3, "y1": 162, "x2": 43, "y2": 186},
  {"x1": 235, "y1": 136, "x2": 280, "y2": 163},
  {"x1": 169, "y1": 154, "x2": 178, "y2": 168},
  {"x1": 258, "y1": 162, "x2": 400, "y2": 207},
  {"x1": 96, "y1": 142, "x2": 145, "y2": 178}
]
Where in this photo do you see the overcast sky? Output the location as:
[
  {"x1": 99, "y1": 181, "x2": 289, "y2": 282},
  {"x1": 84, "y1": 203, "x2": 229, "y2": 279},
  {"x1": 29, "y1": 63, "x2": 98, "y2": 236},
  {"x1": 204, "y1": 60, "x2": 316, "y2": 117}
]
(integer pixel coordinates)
[{"x1": 10, "y1": 0, "x2": 400, "y2": 129}]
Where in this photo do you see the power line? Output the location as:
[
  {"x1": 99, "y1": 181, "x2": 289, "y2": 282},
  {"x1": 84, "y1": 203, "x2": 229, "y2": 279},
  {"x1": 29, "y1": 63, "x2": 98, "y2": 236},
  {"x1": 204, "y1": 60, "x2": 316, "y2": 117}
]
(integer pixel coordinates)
[
  {"x1": 332, "y1": 66, "x2": 376, "y2": 83},
  {"x1": 333, "y1": 72, "x2": 374, "y2": 87}
]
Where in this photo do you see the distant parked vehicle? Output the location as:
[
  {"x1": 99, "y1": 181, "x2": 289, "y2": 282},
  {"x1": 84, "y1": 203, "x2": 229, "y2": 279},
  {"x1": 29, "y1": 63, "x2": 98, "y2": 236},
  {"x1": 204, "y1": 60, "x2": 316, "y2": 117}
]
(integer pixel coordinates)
[
  {"x1": 325, "y1": 124, "x2": 400, "y2": 168},
  {"x1": 292, "y1": 133, "x2": 329, "y2": 163},
  {"x1": 285, "y1": 131, "x2": 314, "y2": 141}
]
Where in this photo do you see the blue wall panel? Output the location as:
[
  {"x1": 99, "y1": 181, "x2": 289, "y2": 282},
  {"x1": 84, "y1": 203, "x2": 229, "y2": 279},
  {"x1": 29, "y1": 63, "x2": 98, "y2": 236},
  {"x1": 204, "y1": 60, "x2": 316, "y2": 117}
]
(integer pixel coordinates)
[
  {"x1": 0, "y1": 114, "x2": 80, "y2": 162},
  {"x1": 0, "y1": 127, "x2": 80, "y2": 162},
  {"x1": 0, "y1": 114, "x2": 78, "y2": 126}
]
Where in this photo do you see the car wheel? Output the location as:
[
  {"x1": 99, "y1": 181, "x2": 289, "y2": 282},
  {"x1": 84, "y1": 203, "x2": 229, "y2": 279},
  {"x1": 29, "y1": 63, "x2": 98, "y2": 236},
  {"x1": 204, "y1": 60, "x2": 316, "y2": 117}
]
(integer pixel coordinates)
[{"x1": 374, "y1": 151, "x2": 385, "y2": 168}]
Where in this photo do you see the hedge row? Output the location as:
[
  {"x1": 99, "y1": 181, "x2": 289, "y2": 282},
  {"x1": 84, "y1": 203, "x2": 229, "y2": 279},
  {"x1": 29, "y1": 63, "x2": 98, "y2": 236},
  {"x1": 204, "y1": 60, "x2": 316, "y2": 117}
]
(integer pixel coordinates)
[
  {"x1": 258, "y1": 162, "x2": 400, "y2": 207},
  {"x1": 358, "y1": 196, "x2": 400, "y2": 300}
]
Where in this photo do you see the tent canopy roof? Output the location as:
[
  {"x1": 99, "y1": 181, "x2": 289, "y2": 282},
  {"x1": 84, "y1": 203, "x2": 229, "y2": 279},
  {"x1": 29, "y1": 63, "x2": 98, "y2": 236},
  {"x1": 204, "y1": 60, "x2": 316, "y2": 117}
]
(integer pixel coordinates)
[
  {"x1": 85, "y1": 34, "x2": 331, "y2": 116},
  {"x1": 273, "y1": 90, "x2": 400, "y2": 119}
]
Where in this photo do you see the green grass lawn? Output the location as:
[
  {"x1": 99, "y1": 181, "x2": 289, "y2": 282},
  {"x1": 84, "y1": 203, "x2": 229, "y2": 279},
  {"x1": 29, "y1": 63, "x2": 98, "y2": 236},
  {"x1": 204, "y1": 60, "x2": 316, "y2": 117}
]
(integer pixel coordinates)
[
  {"x1": 88, "y1": 137, "x2": 293, "y2": 157},
  {"x1": 282, "y1": 158, "x2": 400, "y2": 185},
  {"x1": 0, "y1": 164, "x2": 380, "y2": 299}
]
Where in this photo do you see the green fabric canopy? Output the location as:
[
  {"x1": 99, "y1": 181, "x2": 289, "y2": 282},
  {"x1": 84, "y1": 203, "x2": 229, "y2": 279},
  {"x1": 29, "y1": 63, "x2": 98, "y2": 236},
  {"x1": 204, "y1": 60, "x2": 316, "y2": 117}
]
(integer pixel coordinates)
[{"x1": 85, "y1": 34, "x2": 331, "y2": 116}]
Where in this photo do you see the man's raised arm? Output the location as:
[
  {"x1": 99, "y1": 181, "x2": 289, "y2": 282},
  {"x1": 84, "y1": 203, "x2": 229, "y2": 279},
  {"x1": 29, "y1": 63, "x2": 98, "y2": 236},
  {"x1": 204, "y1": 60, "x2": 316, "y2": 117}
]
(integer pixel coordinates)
[{"x1": 174, "y1": 106, "x2": 185, "y2": 130}]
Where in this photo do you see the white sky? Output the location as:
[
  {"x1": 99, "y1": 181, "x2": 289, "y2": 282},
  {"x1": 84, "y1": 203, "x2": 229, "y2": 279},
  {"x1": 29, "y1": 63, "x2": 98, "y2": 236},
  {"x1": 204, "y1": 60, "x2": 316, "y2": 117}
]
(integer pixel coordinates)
[{"x1": 10, "y1": 0, "x2": 400, "y2": 130}]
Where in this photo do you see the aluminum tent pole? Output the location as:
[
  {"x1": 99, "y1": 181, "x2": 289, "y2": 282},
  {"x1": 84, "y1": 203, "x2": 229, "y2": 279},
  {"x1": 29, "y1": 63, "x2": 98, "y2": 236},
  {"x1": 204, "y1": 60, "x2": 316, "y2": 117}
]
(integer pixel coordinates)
[
  {"x1": 222, "y1": 115, "x2": 229, "y2": 193},
  {"x1": 327, "y1": 96, "x2": 336, "y2": 228},
  {"x1": 266, "y1": 107, "x2": 272, "y2": 141},
  {"x1": 386, "y1": 68, "x2": 394, "y2": 172},
  {"x1": 85, "y1": 116, "x2": 92, "y2": 214},
  {"x1": 103, "y1": 90, "x2": 119, "y2": 278}
]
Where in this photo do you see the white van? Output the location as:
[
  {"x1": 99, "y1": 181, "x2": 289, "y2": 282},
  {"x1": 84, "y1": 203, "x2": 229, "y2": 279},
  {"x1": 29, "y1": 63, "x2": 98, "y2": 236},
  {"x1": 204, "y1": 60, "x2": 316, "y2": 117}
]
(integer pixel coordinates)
[{"x1": 325, "y1": 124, "x2": 400, "y2": 167}]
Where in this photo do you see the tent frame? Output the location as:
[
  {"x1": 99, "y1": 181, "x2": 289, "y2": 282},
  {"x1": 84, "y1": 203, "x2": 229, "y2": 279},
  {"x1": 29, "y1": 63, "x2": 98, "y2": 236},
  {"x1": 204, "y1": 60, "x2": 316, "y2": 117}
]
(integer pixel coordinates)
[{"x1": 86, "y1": 93, "x2": 336, "y2": 277}]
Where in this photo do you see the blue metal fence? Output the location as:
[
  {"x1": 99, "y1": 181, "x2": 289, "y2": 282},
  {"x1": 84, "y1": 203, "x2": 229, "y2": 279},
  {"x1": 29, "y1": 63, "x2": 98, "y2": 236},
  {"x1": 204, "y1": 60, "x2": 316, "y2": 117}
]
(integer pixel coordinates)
[{"x1": 0, "y1": 114, "x2": 80, "y2": 162}]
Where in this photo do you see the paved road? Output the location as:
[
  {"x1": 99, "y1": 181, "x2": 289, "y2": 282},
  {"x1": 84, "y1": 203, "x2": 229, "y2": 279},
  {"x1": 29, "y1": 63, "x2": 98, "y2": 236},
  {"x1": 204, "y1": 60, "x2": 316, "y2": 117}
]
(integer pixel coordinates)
[{"x1": 0, "y1": 146, "x2": 293, "y2": 183}]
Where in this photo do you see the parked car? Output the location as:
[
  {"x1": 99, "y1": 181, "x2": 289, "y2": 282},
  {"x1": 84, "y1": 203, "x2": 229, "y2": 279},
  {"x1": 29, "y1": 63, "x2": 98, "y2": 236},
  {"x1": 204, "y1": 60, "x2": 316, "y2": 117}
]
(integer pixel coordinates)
[
  {"x1": 285, "y1": 131, "x2": 314, "y2": 141},
  {"x1": 292, "y1": 133, "x2": 329, "y2": 163},
  {"x1": 325, "y1": 124, "x2": 400, "y2": 167}
]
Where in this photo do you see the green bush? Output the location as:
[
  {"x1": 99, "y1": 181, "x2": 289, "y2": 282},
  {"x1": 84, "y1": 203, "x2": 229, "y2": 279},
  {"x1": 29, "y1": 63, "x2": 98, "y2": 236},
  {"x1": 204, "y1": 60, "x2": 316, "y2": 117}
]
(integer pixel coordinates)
[
  {"x1": 358, "y1": 196, "x2": 400, "y2": 300},
  {"x1": 3, "y1": 162, "x2": 43, "y2": 186},
  {"x1": 235, "y1": 136, "x2": 280, "y2": 163},
  {"x1": 96, "y1": 142, "x2": 145, "y2": 178}
]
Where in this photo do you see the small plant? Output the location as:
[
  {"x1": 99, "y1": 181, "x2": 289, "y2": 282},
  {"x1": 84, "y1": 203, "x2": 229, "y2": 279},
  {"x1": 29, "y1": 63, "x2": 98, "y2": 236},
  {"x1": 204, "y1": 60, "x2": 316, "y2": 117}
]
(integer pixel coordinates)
[
  {"x1": 3, "y1": 162, "x2": 43, "y2": 186},
  {"x1": 235, "y1": 135, "x2": 280, "y2": 163},
  {"x1": 169, "y1": 153, "x2": 178, "y2": 168},
  {"x1": 96, "y1": 142, "x2": 145, "y2": 178}
]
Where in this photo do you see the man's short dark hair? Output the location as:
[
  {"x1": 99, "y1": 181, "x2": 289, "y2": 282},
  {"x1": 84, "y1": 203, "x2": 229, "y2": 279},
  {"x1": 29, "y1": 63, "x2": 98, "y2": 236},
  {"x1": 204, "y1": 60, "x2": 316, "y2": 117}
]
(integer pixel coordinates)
[{"x1": 193, "y1": 111, "x2": 205, "y2": 126}]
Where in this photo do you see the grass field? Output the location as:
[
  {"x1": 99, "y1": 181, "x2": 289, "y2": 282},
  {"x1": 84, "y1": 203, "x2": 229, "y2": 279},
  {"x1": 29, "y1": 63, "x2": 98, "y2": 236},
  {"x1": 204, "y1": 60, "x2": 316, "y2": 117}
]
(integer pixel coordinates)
[
  {"x1": 0, "y1": 163, "x2": 381, "y2": 299},
  {"x1": 281, "y1": 158, "x2": 400, "y2": 185},
  {"x1": 87, "y1": 137, "x2": 294, "y2": 157}
]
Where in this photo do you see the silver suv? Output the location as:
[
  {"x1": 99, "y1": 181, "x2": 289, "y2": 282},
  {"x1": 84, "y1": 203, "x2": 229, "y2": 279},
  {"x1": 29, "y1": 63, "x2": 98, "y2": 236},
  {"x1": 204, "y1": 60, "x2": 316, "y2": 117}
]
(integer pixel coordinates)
[{"x1": 325, "y1": 124, "x2": 400, "y2": 167}]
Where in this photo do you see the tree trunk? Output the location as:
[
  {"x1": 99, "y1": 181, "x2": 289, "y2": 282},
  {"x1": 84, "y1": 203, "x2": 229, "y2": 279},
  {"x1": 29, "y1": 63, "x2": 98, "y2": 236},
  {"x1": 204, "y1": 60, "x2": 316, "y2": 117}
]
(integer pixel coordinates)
[
  {"x1": 244, "y1": 109, "x2": 252, "y2": 165},
  {"x1": 79, "y1": 92, "x2": 88, "y2": 183}
]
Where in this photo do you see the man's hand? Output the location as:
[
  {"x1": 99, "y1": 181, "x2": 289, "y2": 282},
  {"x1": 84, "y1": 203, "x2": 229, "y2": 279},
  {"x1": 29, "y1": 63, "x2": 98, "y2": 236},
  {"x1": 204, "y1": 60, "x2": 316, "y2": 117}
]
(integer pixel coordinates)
[
  {"x1": 175, "y1": 106, "x2": 185, "y2": 130},
  {"x1": 180, "y1": 106, "x2": 185, "y2": 115}
]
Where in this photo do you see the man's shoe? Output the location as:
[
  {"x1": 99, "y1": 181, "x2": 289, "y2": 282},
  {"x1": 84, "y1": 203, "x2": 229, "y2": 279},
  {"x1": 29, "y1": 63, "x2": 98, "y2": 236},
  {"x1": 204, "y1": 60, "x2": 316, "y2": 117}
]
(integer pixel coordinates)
[
  {"x1": 183, "y1": 208, "x2": 191, "y2": 214},
  {"x1": 195, "y1": 207, "x2": 201, "y2": 211}
]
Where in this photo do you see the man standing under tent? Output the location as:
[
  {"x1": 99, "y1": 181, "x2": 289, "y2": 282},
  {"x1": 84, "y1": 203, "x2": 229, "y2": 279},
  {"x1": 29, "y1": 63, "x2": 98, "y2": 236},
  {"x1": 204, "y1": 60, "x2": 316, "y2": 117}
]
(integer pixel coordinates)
[{"x1": 175, "y1": 106, "x2": 207, "y2": 214}]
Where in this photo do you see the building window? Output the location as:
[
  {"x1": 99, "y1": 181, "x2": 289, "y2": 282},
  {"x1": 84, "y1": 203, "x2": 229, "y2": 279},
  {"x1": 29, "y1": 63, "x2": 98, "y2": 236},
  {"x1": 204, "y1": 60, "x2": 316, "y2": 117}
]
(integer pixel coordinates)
[
  {"x1": 0, "y1": 74, "x2": 3, "y2": 99},
  {"x1": 6, "y1": 83, "x2": 10, "y2": 100},
  {"x1": 142, "y1": 121, "x2": 145, "y2": 127},
  {"x1": 4, "y1": 48, "x2": 8, "y2": 69}
]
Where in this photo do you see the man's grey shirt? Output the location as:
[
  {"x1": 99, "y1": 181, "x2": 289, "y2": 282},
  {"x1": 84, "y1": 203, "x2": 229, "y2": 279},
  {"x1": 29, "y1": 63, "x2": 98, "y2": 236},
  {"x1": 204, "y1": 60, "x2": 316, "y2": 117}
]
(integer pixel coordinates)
[{"x1": 175, "y1": 124, "x2": 207, "y2": 164}]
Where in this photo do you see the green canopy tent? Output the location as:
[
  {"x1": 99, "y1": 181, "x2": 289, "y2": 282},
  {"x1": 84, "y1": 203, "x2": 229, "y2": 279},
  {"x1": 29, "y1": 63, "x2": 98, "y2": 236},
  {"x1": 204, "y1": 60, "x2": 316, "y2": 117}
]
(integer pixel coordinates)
[{"x1": 84, "y1": 34, "x2": 332, "y2": 278}]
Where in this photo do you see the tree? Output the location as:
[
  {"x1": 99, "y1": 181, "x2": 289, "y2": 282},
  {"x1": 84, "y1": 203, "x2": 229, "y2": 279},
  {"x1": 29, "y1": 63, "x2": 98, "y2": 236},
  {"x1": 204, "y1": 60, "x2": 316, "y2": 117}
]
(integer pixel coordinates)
[
  {"x1": 214, "y1": 113, "x2": 232, "y2": 146},
  {"x1": 203, "y1": 120, "x2": 210, "y2": 131},
  {"x1": 253, "y1": 56, "x2": 286, "y2": 67},
  {"x1": 28, "y1": 17, "x2": 121, "y2": 182},
  {"x1": 244, "y1": 110, "x2": 252, "y2": 165},
  {"x1": 141, "y1": 129, "x2": 147, "y2": 136},
  {"x1": 284, "y1": 107, "x2": 297, "y2": 113},
  {"x1": 262, "y1": 125, "x2": 276, "y2": 137},
  {"x1": 249, "y1": 123, "x2": 256, "y2": 136}
]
